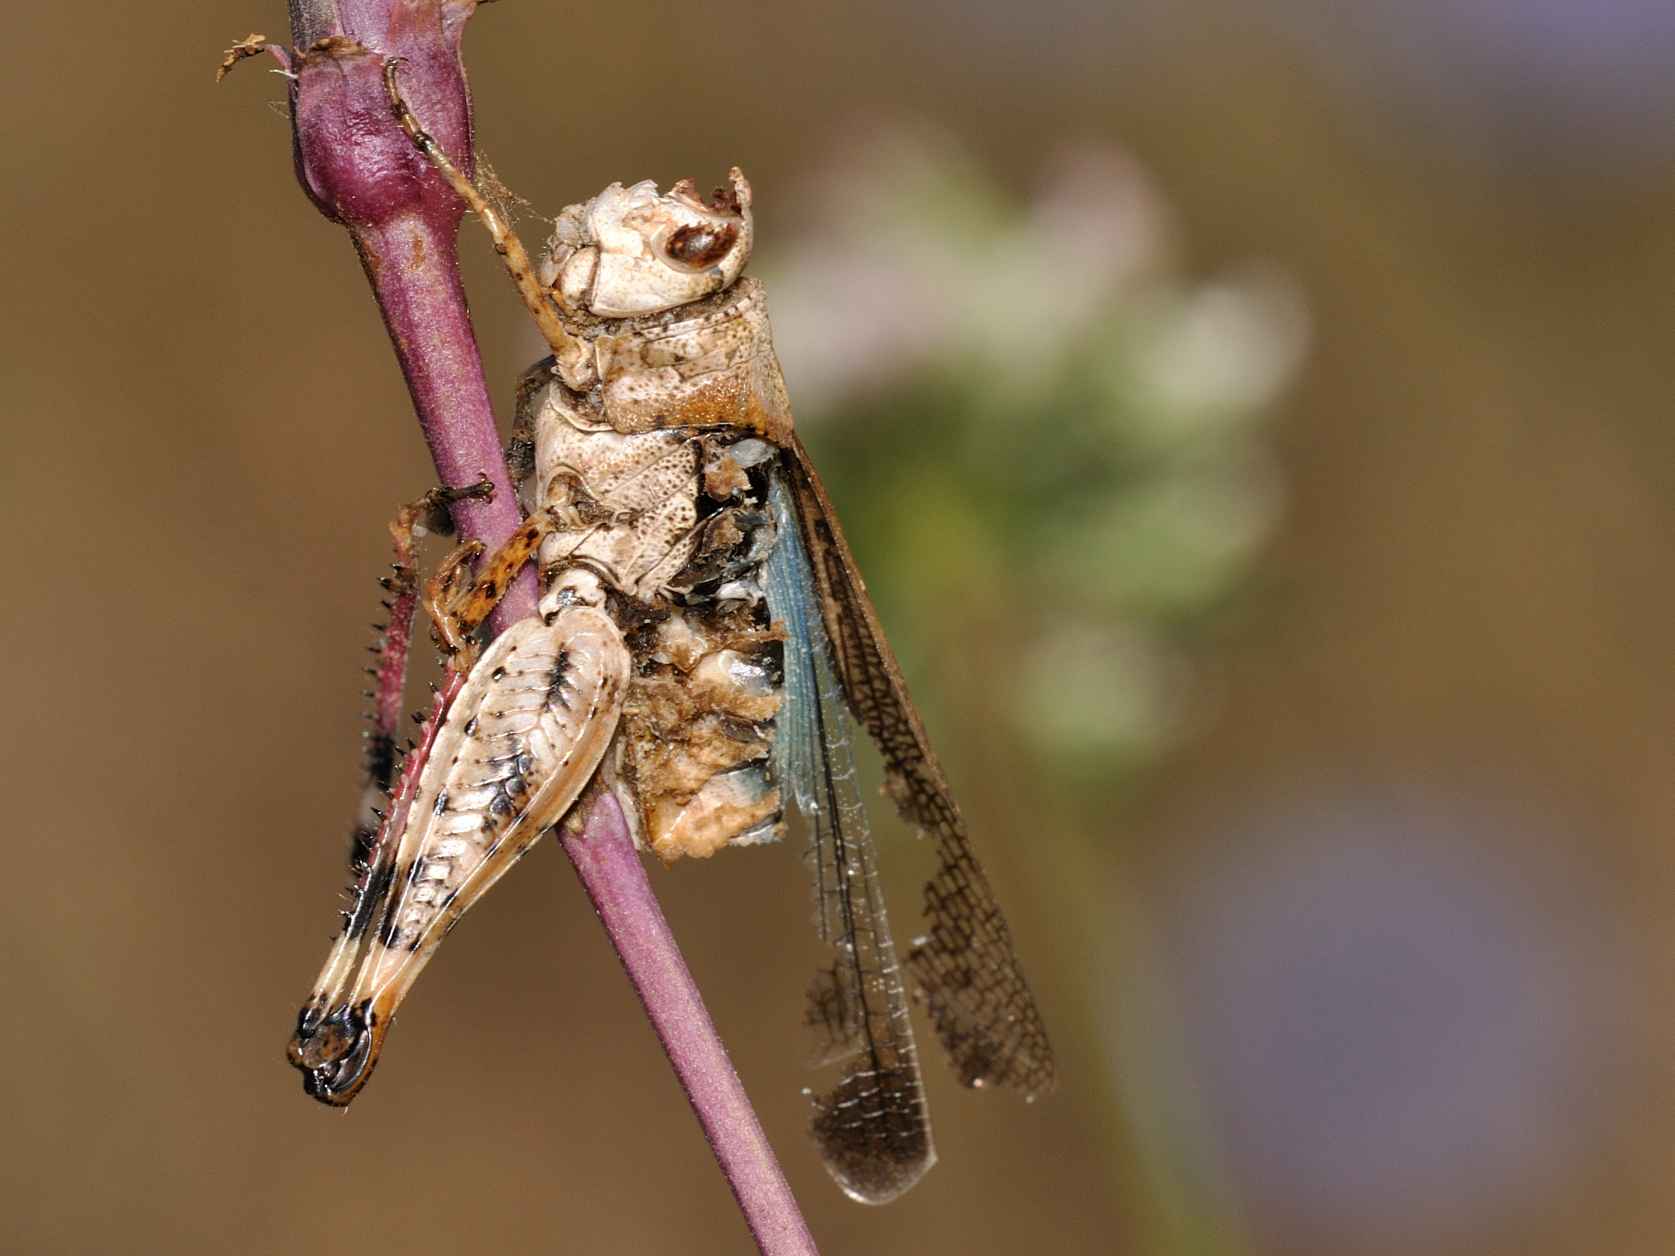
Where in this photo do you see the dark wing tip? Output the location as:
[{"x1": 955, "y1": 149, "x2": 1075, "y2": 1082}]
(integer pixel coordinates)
[
  {"x1": 810, "y1": 1069, "x2": 938, "y2": 1205},
  {"x1": 909, "y1": 939, "x2": 1059, "y2": 1101}
]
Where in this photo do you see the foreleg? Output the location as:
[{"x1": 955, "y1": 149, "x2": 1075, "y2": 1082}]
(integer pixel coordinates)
[{"x1": 383, "y1": 60, "x2": 586, "y2": 377}]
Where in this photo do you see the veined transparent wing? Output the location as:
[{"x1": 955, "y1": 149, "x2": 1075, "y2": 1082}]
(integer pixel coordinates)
[
  {"x1": 777, "y1": 437, "x2": 1057, "y2": 1102},
  {"x1": 765, "y1": 470, "x2": 934, "y2": 1204}
]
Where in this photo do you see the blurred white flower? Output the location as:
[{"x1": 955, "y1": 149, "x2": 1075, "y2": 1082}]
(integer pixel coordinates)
[
  {"x1": 762, "y1": 125, "x2": 1176, "y2": 414},
  {"x1": 1128, "y1": 265, "x2": 1309, "y2": 431},
  {"x1": 1013, "y1": 621, "x2": 1193, "y2": 764},
  {"x1": 761, "y1": 123, "x2": 1306, "y2": 766}
]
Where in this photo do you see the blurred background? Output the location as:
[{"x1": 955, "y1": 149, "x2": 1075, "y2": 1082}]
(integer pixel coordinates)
[{"x1": 4, "y1": 1, "x2": 1673, "y2": 1253}]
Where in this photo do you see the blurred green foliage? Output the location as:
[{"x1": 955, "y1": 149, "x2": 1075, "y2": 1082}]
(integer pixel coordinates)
[{"x1": 765, "y1": 129, "x2": 1305, "y2": 783}]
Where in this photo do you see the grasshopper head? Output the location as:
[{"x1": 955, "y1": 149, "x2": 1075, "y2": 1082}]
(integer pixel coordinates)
[{"x1": 542, "y1": 168, "x2": 754, "y2": 319}]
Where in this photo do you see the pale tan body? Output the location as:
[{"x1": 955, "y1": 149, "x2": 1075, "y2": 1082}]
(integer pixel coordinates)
[
  {"x1": 524, "y1": 331, "x2": 793, "y2": 862},
  {"x1": 290, "y1": 183, "x2": 800, "y2": 1104}
]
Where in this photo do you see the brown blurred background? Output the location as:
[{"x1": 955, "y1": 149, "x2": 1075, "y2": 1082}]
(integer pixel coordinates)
[{"x1": 6, "y1": 2, "x2": 1675, "y2": 1253}]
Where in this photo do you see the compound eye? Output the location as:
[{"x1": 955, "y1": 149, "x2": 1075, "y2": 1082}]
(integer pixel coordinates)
[{"x1": 664, "y1": 222, "x2": 739, "y2": 269}]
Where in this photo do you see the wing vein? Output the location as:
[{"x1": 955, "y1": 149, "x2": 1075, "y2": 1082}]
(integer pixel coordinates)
[
  {"x1": 780, "y1": 436, "x2": 1057, "y2": 1101},
  {"x1": 766, "y1": 467, "x2": 935, "y2": 1204}
]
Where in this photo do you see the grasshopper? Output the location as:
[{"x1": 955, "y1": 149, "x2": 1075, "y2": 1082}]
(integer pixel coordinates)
[{"x1": 286, "y1": 64, "x2": 1055, "y2": 1204}]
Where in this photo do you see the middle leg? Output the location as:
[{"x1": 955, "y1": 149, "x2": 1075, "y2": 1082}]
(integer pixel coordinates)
[{"x1": 422, "y1": 509, "x2": 560, "y2": 669}]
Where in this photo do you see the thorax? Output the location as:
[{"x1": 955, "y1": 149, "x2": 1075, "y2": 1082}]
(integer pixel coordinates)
[
  {"x1": 526, "y1": 278, "x2": 793, "y2": 606},
  {"x1": 521, "y1": 283, "x2": 796, "y2": 860}
]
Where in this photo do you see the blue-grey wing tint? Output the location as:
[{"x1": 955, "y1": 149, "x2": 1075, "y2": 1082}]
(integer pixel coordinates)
[
  {"x1": 777, "y1": 437, "x2": 1056, "y2": 1104},
  {"x1": 765, "y1": 467, "x2": 935, "y2": 1204}
]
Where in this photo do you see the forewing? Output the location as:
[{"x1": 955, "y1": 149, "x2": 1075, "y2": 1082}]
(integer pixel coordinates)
[
  {"x1": 765, "y1": 472, "x2": 934, "y2": 1204},
  {"x1": 779, "y1": 437, "x2": 1057, "y2": 1100}
]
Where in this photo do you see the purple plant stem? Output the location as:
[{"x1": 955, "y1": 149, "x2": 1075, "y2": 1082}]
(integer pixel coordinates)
[
  {"x1": 245, "y1": 3, "x2": 818, "y2": 1250},
  {"x1": 355, "y1": 214, "x2": 540, "y2": 631},
  {"x1": 286, "y1": 0, "x2": 535, "y2": 630},
  {"x1": 563, "y1": 791, "x2": 819, "y2": 1256}
]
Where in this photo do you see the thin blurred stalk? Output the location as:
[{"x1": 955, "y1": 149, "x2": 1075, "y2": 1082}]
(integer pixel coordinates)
[{"x1": 222, "y1": 5, "x2": 815, "y2": 1250}]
